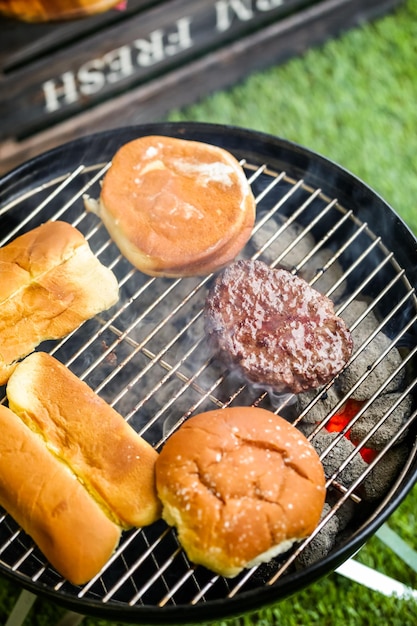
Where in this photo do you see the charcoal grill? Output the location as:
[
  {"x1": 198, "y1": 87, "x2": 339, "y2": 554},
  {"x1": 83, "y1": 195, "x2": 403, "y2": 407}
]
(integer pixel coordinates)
[{"x1": 1, "y1": 122, "x2": 417, "y2": 623}]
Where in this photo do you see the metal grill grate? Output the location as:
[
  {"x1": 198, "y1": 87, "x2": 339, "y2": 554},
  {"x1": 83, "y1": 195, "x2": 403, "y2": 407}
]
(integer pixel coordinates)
[{"x1": 1, "y1": 128, "x2": 417, "y2": 621}]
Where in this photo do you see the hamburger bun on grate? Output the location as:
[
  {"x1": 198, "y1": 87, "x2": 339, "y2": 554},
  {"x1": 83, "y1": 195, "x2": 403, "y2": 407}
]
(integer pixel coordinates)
[
  {"x1": 0, "y1": 221, "x2": 119, "y2": 385},
  {"x1": 0, "y1": 404, "x2": 121, "y2": 585},
  {"x1": 86, "y1": 135, "x2": 256, "y2": 277},
  {"x1": 155, "y1": 406, "x2": 326, "y2": 577},
  {"x1": 7, "y1": 351, "x2": 161, "y2": 529},
  {"x1": 0, "y1": 0, "x2": 122, "y2": 22}
]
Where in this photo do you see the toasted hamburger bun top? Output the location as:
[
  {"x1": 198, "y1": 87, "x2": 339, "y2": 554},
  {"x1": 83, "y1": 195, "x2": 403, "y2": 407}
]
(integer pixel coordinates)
[{"x1": 95, "y1": 135, "x2": 256, "y2": 277}]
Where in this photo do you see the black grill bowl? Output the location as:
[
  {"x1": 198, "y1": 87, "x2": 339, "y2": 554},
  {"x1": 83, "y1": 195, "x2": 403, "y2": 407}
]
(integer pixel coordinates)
[{"x1": 0, "y1": 122, "x2": 417, "y2": 624}]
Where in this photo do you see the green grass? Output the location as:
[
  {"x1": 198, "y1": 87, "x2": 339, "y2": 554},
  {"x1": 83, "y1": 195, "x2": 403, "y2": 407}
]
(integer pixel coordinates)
[
  {"x1": 2, "y1": 0, "x2": 417, "y2": 624},
  {"x1": 167, "y1": 0, "x2": 417, "y2": 236}
]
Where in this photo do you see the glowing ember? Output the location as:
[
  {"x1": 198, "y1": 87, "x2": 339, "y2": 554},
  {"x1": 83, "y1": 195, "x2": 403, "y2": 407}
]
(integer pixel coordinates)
[{"x1": 325, "y1": 399, "x2": 378, "y2": 464}]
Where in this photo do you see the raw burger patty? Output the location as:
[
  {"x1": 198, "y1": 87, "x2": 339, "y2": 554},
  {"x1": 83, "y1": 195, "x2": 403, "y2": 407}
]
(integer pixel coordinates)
[{"x1": 204, "y1": 259, "x2": 353, "y2": 394}]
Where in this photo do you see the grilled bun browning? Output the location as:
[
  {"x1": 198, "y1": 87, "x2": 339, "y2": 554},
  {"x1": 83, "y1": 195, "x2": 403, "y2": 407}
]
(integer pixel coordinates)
[
  {"x1": 88, "y1": 135, "x2": 256, "y2": 277},
  {"x1": 0, "y1": 404, "x2": 121, "y2": 585},
  {"x1": 0, "y1": 0, "x2": 121, "y2": 22},
  {"x1": 7, "y1": 352, "x2": 161, "y2": 529},
  {"x1": 155, "y1": 407, "x2": 326, "y2": 577},
  {"x1": 0, "y1": 221, "x2": 119, "y2": 386}
]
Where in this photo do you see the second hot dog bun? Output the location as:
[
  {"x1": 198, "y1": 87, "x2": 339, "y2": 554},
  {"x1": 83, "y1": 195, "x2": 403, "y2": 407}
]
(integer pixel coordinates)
[
  {"x1": 87, "y1": 135, "x2": 256, "y2": 277},
  {"x1": 7, "y1": 352, "x2": 161, "y2": 529},
  {"x1": 155, "y1": 407, "x2": 326, "y2": 577},
  {"x1": 0, "y1": 404, "x2": 121, "y2": 585}
]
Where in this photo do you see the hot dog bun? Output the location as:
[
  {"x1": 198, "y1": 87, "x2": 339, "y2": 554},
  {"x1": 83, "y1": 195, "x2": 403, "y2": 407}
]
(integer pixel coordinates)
[
  {"x1": 0, "y1": 0, "x2": 121, "y2": 22},
  {"x1": 87, "y1": 135, "x2": 256, "y2": 277},
  {"x1": 0, "y1": 404, "x2": 121, "y2": 585},
  {"x1": 155, "y1": 407, "x2": 326, "y2": 577},
  {"x1": 0, "y1": 221, "x2": 119, "y2": 385},
  {"x1": 7, "y1": 352, "x2": 161, "y2": 529}
]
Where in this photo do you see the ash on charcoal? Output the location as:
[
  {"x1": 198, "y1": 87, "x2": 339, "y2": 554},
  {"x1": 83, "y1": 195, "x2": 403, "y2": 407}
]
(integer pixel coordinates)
[
  {"x1": 350, "y1": 393, "x2": 413, "y2": 450},
  {"x1": 248, "y1": 214, "x2": 347, "y2": 300},
  {"x1": 297, "y1": 421, "x2": 318, "y2": 438},
  {"x1": 326, "y1": 491, "x2": 356, "y2": 532},
  {"x1": 310, "y1": 431, "x2": 368, "y2": 488},
  {"x1": 361, "y1": 444, "x2": 409, "y2": 501},
  {"x1": 339, "y1": 300, "x2": 405, "y2": 400},
  {"x1": 295, "y1": 503, "x2": 339, "y2": 568},
  {"x1": 297, "y1": 385, "x2": 342, "y2": 424}
]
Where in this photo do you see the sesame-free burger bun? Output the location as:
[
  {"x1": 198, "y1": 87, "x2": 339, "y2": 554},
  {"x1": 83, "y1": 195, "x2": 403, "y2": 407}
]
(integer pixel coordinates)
[
  {"x1": 90, "y1": 135, "x2": 256, "y2": 277},
  {"x1": 155, "y1": 407, "x2": 326, "y2": 578}
]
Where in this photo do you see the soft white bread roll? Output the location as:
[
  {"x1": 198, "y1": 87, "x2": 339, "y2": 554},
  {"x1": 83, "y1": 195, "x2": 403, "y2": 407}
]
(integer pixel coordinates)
[
  {"x1": 0, "y1": 221, "x2": 119, "y2": 385},
  {"x1": 0, "y1": 404, "x2": 121, "y2": 585},
  {"x1": 155, "y1": 407, "x2": 326, "y2": 577},
  {"x1": 0, "y1": 0, "x2": 121, "y2": 22},
  {"x1": 7, "y1": 352, "x2": 161, "y2": 529},
  {"x1": 86, "y1": 135, "x2": 256, "y2": 277}
]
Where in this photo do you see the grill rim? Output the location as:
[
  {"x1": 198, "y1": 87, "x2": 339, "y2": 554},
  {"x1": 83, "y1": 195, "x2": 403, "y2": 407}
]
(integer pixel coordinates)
[{"x1": 1, "y1": 121, "x2": 417, "y2": 623}]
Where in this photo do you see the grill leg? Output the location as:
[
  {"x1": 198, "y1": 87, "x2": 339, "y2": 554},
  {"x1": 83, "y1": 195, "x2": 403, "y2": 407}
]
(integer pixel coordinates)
[
  {"x1": 5, "y1": 590, "x2": 37, "y2": 626},
  {"x1": 5, "y1": 589, "x2": 85, "y2": 626},
  {"x1": 55, "y1": 611, "x2": 85, "y2": 626},
  {"x1": 375, "y1": 523, "x2": 417, "y2": 572},
  {"x1": 336, "y1": 522, "x2": 417, "y2": 598}
]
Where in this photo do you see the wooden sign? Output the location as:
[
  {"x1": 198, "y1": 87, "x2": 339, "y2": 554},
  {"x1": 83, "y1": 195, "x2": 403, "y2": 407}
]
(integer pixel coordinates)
[
  {"x1": 0, "y1": 0, "x2": 312, "y2": 138},
  {"x1": 0, "y1": 0, "x2": 404, "y2": 173}
]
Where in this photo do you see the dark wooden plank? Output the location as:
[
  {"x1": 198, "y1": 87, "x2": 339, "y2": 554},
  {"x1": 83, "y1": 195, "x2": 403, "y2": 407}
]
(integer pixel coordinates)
[
  {"x1": 0, "y1": 0, "x2": 314, "y2": 138},
  {"x1": 0, "y1": 0, "x2": 157, "y2": 70},
  {"x1": 0, "y1": 0, "x2": 404, "y2": 174}
]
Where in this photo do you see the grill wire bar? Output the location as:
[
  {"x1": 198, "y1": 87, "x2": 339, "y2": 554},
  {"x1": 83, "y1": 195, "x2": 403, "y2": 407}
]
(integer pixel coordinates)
[{"x1": 1, "y1": 147, "x2": 417, "y2": 619}]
